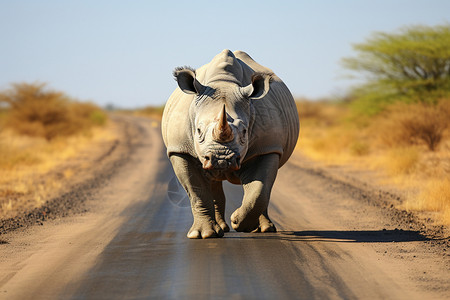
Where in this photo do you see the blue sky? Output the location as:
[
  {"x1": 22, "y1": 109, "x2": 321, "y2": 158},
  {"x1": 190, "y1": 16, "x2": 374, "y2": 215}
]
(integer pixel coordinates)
[{"x1": 1, "y1": 1, "x2": 449, "y2": 108}]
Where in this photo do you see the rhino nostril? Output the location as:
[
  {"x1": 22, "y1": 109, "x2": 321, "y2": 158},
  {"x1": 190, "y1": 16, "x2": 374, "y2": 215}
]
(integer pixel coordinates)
[{"x1": 202, "y1": 154, "x2": 213, "y2": 169}]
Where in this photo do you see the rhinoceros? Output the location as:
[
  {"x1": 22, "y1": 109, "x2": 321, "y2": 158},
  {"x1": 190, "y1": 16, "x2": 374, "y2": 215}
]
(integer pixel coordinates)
[{"x1": 162, "y1": 49, "x2": 299, "y2": 238}]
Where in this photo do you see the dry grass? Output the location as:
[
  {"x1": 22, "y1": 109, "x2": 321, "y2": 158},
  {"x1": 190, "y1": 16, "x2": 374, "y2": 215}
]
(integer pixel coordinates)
[
  {"x1": 122, "y1": 105, "x2": 165, "y2": 121},
  {"x1": 296, "y1": 98, "x2": 450, "y2": 224},
  {"x1": 296, "y1": 100, "x2": 358, "y2": 163},
  {"x1": 0, "y1": 82, "x2": 112, "y2": 217},
  {"x1": 381, "y1": 147, "x2": 420, "y2": 176},
  {"x1": 0, "y1": 124, "x2": 118, "y2": 217},
  {"x1": 404, "y1": 178, "x2": 450, "y2": 224},
  {"x1": 0, "y1": 82, "x2": 108, "y2": 171},
  {"x1": 0, "y1": 82, "x2": 106, "y2": 140}
]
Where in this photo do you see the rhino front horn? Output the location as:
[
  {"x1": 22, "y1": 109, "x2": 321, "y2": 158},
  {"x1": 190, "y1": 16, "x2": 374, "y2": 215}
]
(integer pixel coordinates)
[{"x1": 213, "y1": 104, "x2": 234, "y2": 143}]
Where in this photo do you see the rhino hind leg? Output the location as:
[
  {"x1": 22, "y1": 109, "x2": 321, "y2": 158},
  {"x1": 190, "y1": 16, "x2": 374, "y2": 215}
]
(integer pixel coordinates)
[
  {"x1": 231, "y1": 153, "x2": 279, "y2": 232},
  {"x1": 170, "y1": 154, "x2": 224, "y2": 239},
  {"x1": 211, "y1": 181, "x2": 230, "y2": 232}
]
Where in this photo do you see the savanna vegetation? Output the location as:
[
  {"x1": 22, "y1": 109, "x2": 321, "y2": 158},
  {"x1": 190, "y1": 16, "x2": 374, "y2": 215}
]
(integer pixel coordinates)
[
  {"x1": 297, "y1": 24, "x2": 450, "y2": 223},
  {"x1": 132, "y1": 105, "x2": 165, "y2": 120},
  {"x1": 2, "y1": 24, "x2": 448, "y2": 225},
  {"x1": 109, "y1": 99, "x2": 164, "y2": 120},
  {"x1": 0, "y1": 83, "x2": 111, "y2": 216}
]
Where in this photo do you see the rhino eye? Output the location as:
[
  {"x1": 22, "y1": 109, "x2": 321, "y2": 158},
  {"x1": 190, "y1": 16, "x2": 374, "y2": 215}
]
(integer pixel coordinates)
[
  {"x1": 197, "y1": 128, "x2": 205, "y2": 143},
  {"x1": 239, "y1": 128, "x2": 247, "y2": 145}
]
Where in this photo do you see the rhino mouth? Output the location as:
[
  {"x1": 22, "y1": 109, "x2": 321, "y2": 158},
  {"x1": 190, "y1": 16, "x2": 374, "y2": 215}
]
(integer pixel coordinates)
[{"x1": 201, "y1": 147, "x2": 241, "y2": 171}]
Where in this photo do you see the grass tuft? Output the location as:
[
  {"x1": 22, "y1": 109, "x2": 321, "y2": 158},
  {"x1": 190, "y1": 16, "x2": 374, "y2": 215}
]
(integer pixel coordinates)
[{"x1": 407, "y1": 178, "x2": 450, "y2": 224}]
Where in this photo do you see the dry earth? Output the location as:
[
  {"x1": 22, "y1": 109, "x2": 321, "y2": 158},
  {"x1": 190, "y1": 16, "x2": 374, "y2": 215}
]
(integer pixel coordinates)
[
  {"x1": 0, "y1": 116, "x2": 139, "y2": 232},
  {"x1": 0, "y1": 115, "x2": 448, "y2": 299}
]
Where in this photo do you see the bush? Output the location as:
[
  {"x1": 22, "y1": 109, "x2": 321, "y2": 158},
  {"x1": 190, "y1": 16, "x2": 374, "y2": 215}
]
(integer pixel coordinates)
[
  {"x1": 376, "y1": 100, "x2": 450, "y2": 151},
  {"x1": 0, "y1": 83, "x2": 107, "y2": 140},
  {"x1": 70, "y1": 102, "x2": 107, "y2": 126}
]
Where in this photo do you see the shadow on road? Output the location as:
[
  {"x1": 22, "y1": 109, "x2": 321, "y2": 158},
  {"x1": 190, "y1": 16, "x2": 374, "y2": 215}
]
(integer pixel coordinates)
[
  {"x1": 282, "y1": 230, "x2": 430, "y2": 243},
  {"x1": 227, "y1": 229, "x2": 431, "y2": 243}
]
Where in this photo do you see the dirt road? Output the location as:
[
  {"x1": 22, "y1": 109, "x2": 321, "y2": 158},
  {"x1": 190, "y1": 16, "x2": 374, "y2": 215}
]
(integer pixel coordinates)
[{"x1": 0, "y1": 116, "x2": 449, "y2": 299}]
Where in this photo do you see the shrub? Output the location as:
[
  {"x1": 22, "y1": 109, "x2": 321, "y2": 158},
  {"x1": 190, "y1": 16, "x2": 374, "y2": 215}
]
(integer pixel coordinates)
[
  {"x1": 0, "y1": 83, "x2": 107, "y2": 140},
  {"x1": 376, "y1": 100, "x2": 450, "y2": 151},
  {"x1": 70, "y1": 101, "x2": 107, "y2": 127}
]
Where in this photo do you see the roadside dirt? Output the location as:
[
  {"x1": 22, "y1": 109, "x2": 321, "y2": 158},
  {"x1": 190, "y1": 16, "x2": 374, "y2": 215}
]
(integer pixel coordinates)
[
  {"x1": 276, "y1": 155, "x2": 450, "y2": 298},
  {"x1": 290, "y1": 155, "x2": 450, "y2": 248},
  {"x1": 0, "y1": 115, "x2": 163, "y2": 299},
  {"x1": 0, "y1": 115, "x2": 140, "y2": 235},
  {"x1": 0, "y1": 116, "x2": 448, "y2": 299}
]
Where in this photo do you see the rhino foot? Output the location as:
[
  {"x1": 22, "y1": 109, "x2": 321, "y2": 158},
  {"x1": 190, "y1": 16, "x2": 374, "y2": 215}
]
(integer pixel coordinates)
[
  {"x1": 218, "y1": 220, "x2": 230, "y2": 232},
  {"x1": 230, "y1": 207, "x2": 260, "y2": 232},
  {"x1": 187, "y1": 219, "x2": 224, "y2": 239},
  {"x1": 215, "y1": 213, "x2": 230, "y2": 232},
  {"x1": 231, "y1": 208, "x2": 276, "y2": 233},
  {"x1": 253, "y1": 214, "x2": 277, "y2": 233}
]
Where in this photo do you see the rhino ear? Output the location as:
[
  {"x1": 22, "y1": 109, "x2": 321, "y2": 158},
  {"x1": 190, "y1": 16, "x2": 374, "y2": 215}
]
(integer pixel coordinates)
[
  {"x1": 173, "y1": 67, "x2": 205, "y2": 95},
  {"x1": 241, "y1": 72, "x2": 273, "y2": 100}
]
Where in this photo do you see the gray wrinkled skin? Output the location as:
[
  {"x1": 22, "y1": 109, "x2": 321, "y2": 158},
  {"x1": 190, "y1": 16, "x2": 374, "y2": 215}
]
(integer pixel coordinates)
[{"x1": 162, "y1": 50, "x2": 299, "y2": 238}]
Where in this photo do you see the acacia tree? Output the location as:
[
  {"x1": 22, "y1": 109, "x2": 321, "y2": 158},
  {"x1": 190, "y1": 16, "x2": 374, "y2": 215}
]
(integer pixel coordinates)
[{"x1": 342, "y1": 24, "x2": 450, "y2": 104}]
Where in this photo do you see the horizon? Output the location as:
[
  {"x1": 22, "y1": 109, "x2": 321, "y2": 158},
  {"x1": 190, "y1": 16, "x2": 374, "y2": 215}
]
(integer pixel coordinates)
[{"x1": 1, "y1": 1, "x2": 449, "y2": 108}]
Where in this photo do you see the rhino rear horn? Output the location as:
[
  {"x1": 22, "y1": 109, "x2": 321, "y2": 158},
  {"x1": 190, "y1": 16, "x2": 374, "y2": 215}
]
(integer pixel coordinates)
[{"x1": 213, "y1": 105, "x2": 234, "y2": 143}]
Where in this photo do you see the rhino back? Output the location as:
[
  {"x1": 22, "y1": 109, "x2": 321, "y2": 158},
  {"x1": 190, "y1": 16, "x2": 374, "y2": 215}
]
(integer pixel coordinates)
[
  {"x1": 244, "y1": 79, "x2": 299, "y2": 167},
  {"x1": 234, "y1": 51, "x2": 299, "y2": 167}
]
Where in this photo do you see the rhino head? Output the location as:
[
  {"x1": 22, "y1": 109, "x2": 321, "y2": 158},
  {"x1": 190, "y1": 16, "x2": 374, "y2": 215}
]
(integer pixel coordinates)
[{"x1": 174, "y1": 67, "x2": 272, "y2": 178}]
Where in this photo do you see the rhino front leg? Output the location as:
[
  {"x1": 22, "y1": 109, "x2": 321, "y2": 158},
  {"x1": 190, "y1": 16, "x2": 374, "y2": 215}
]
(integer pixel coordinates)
[
  {"x1": 170, "y1": 154, "x2": 224, "y2": 239},
  {"x1": 231, "y1": 153, "x2": 279, "y2": 232},
  {"x1": 211, "y1": 181, "x2": 230, "y2": 232},
  {"x1": 255, "y1": 209, "x2": 276, "y2": 233}
]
